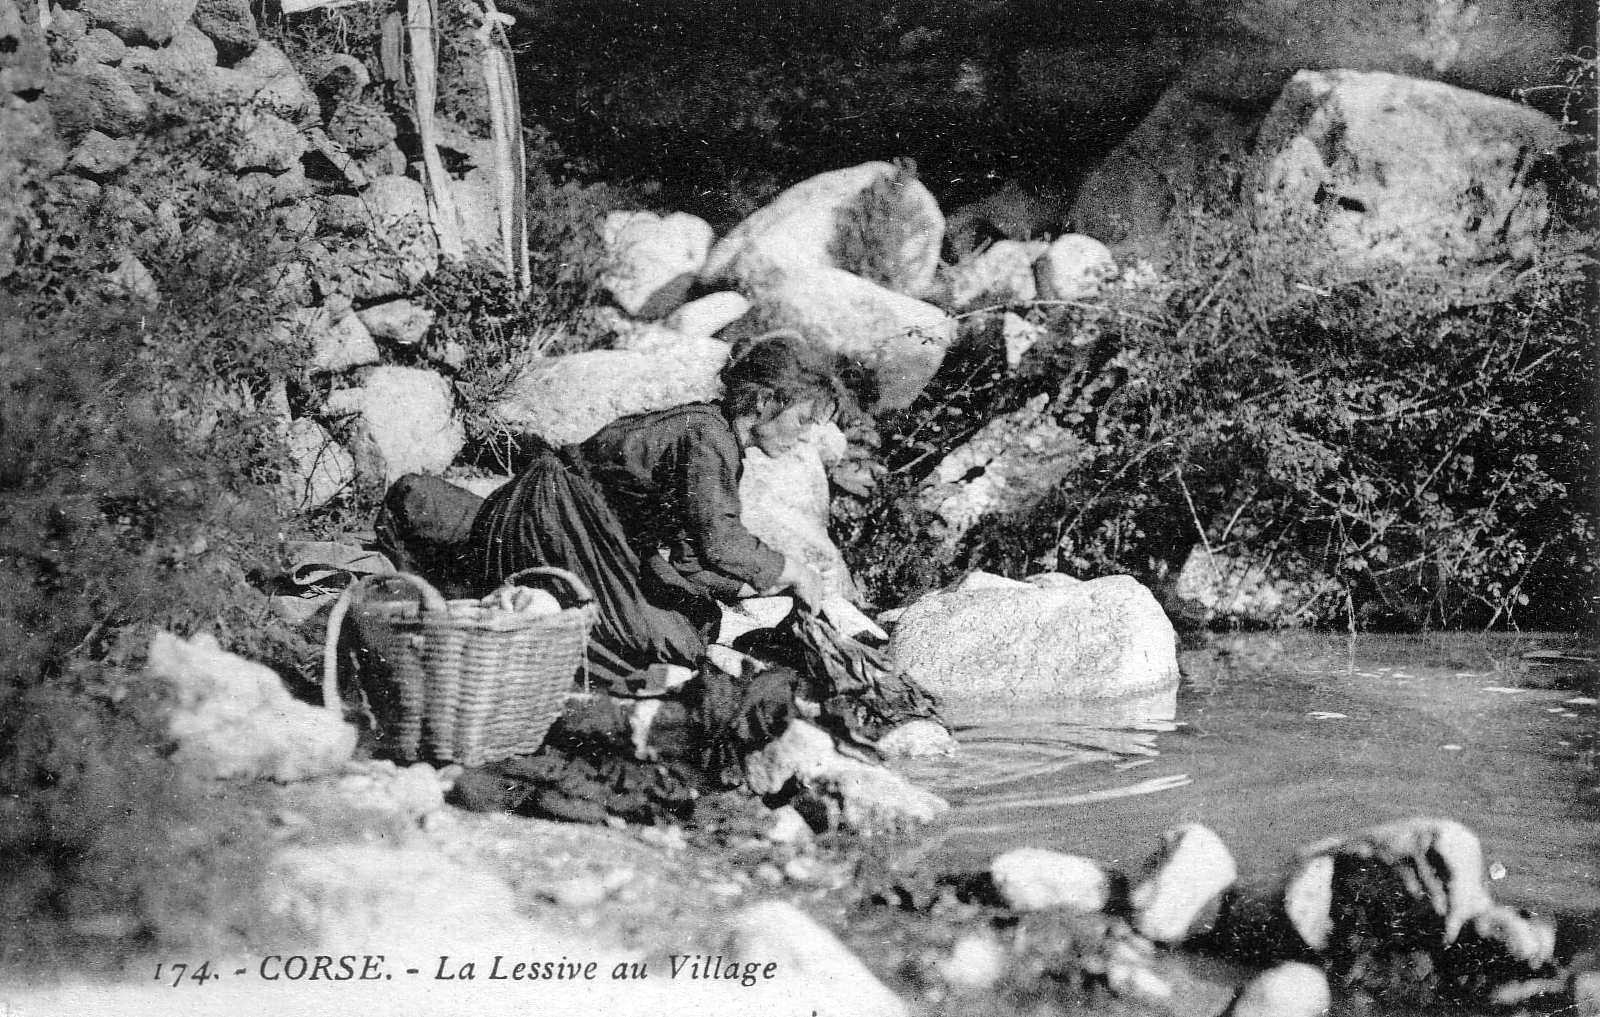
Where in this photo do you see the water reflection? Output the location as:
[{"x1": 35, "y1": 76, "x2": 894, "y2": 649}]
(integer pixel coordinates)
[{"x1": 905, "y1": 683, "x2": 1181, "y2": 809}]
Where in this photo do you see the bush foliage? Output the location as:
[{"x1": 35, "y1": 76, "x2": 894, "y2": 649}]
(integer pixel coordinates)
[{"x1": 844, "y1": 206, "x2": 1597, "y2": 630}]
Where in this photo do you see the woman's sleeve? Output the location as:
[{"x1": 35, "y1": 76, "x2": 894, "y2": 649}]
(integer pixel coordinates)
[{"x1": 676, "y1": 416, "x2": 786, "y2": 593}]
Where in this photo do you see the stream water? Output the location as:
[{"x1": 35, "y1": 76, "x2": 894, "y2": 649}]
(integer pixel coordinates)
[{"x1": 900, "y1": 632, "x2": 1599, "y2": 1004}]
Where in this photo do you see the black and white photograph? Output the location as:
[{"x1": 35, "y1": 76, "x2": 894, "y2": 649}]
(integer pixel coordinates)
[{"x1": 0, "y1": 0, "x2": 1595, "y2": 1014}]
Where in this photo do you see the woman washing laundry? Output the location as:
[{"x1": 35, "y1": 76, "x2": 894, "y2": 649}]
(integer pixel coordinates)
[{"x1": 468, "y1": 332, "x2": 839, "y2": 689}]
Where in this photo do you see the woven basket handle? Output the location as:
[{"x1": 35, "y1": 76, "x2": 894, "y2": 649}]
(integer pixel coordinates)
[
  {"x1": 497, "y1": 566, "x2": 594, "y2": 608},
  {"x1": 321, "y1": 571, "x2": 450, "y2": 713}
]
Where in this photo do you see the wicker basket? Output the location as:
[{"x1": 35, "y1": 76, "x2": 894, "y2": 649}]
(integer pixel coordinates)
[{"x1": 322, "y1": 567, "x2": 595, "y2": 768}]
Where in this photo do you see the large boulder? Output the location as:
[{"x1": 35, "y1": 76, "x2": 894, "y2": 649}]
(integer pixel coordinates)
[
  {"x1": 918, "y1": 394, "x2": 1083, "y2": 550},
  {"x1": 148, "y1": 630, "x2": 356, "y2": 782},
  {"x1": 325, "y1": 366, "x2": 464, "y2": 484},
  {"x1": 1069, "y1": 50, "x2": 1279, "y2": 259},
  {"x1": 738, "y1": 264, "x2": 954, "y2": 412},
  {"x1": 1248, "y1": 69, "x2": 1568, "y2": 266},
  {"x1": 79, "y1": 0, "x2": 197, "y2": 46},
  {"x1": 703, "y1": 161, "x2": 944, "y2": 299},
  {"x1": 739, "y1": 422, "x2": 858, "y2": 602},
  {"x1": 889, "y1": 573, "x2": 1179, "y2": 703},
  {"x1": 492, "y1": 334, "x2": 730, "y2": 446},
  {"x1": 601, "y1": 210, "x2": 714, "y2": 318}
]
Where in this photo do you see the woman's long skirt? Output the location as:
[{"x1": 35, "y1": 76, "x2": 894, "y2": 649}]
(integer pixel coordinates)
[{"x1": 468, "y1": 445, "x2": 710, "y2": 687}]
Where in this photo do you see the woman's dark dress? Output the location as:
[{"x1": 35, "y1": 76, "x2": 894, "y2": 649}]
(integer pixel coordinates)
[{"x1": 469, "y1": 403, "x2": 785, "y2": 686}]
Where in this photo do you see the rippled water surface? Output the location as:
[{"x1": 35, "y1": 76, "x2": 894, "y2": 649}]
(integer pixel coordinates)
[{"x1": 904, "y1": 633, "x2": 1600, "y2": 923}]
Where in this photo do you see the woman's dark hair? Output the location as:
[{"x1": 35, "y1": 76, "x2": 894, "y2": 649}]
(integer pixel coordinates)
[{"x1": 720, "y1": 331, "x2": 846, "y2": 422}]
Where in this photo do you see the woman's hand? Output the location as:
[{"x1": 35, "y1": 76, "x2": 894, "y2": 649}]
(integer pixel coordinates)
[{"x1": 776, "y1": 555, "x2": 826, "y2": 611}]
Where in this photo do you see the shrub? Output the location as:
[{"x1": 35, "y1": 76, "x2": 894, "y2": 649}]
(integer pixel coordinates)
[
  {"x1": 1, "y1": 90, "x2": 317, "y2": 970},
  {"x1": 842, "y1": 206, "x2": 1597, "y2": 629}
]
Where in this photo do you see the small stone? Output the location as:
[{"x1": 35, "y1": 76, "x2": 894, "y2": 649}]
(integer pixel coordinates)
[
  {"x1": 103, "y1": 252, "x2": 158, "y2": 305},
  {"x1": 68, "y1": 130, "x2": 138, "y2": 178},
  {"x1": 874, "y1": 719, "x2": 959, "y2": 758},
  {"x1": 939, "y1": 934, "x2": 1007, "y2": 992},
  {"x1": 190, "y1": 0, "x2": 258, "y2": 64},
  {"x1": 226, "y1": 108, "x2": 304, "y2": 173},
  {"x1": 991, "y1": 847, "x2": 1111, "y2": 913},
  {"x1": 753, "y1": 862, "x2": 784, "y2": 886},
  {"x1": 357, "y1": 298, "x2": 434, "y2": 346},
  {"x1": 1129, "y1": 823, "x2": 1237, "y2": 944},
  {"x1": 299, "y1": 308, "x2": 378, "y2": 373},
  {"x1": 1034, "y1": 233, "x2": 1117, "y2": 302},
  {"x1": 1225, "y1": 962, "x2": 1330, "y2": 1017},
  {"x1": 764, "y1": 805, "x2": 814, "y2": 847}
]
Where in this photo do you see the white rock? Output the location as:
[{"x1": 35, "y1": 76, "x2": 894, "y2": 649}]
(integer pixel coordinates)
[
  {"x1": 939, "y1": 934, "x2": 1008, "y2": 992},
  {"x1": 282, "y1": 416, "x2": 355, "y2": 511},
  {"x1": 224, "y1": 107, "x2": 303, "y2": 173},
  {"x1": 1470, "y1": 904, "x2": 1556, "y2": 968},
  {"x1": 1003, "y1": 311, "x2": 1048, "y2": 369},
  {"x1": 889, "y1": 573, "x2": 1179, "y2": 703},
  {"x1": 918, "y1": 393, "x2": 1082, "y2": 548},
  {"x1": 103, "y1": 252, "x2": 158, "y2": 305},
  {"x1": 703, "y1": 161, "x2": 943, "y2": 299},
  {"x1": 1225, "y1": 962, "x2": 1331, "y2": 1017},
  {"x1": 326, "y1": 366, "x2": 464, "y2": 485},
  {"x1": 1285, "y1": 817, "x2": 1496, "y2": 949},
  {"x1": 1034, "y1": 233, "x2": 1117, "y2": 302},
  {"x1": 312, "y1": 312, "x2": 380, "y2": 373},
  {"x1": 729, "y1": 901, "x2": 909, "y2": 1017},
  {"x1": 664, "y1": 291, "x2": 751, "y2": 338},
  {"x1": 741, "y1": 263, "x2": 954, "y2": 412},
  {"x1": 743, "y1": 720, "x2": 948, "y2": 835},
  {"x1": 873, "y1": 719, "x2": 959, "y2": 758},
  {"x1": 1250, "y1": 70, "x2": 1567, "y2": 266},
  {"x1": 148, "y1": 630, "x2": 356, "y2": 782},
  {"x1": 492, "y1": 336, "x2": 729, "y2": 446},
  {"x1": 739, "y1": 422, "x2": 858, "y2": 602},
  {"x1": 602, "y1": 210, "x2": 714, "y2": 318},
  {"x1": 991, "y1": 847, "x2": 1111, "y2": 912},
  {"x1": 938, "y1": 239, "x2": 1046, "y2": 311},
  {"x1": 1129, "y1": 823, "x2": 1238, "y2": 944},
  {"x1": 358, "y1": 299, "x2": 435, "y2": 346},
  {"x1": 764, "y1": 805, "x2": 814, "y2": 846}
]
